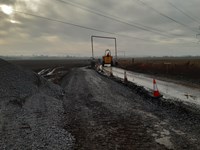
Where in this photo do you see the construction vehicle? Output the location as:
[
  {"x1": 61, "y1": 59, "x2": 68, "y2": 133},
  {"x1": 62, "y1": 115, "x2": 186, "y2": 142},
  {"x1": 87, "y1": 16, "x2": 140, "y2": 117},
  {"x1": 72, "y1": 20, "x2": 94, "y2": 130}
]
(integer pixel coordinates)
[{"x1": 102, "y1": 49, "x2": 113, "y2": 67}]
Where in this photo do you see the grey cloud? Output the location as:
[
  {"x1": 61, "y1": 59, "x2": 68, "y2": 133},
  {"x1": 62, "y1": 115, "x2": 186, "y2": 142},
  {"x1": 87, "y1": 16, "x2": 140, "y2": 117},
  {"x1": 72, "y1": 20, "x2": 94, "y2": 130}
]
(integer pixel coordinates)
[{"x1": 0, "y1": 0, "x2": 200, "y2": 56}]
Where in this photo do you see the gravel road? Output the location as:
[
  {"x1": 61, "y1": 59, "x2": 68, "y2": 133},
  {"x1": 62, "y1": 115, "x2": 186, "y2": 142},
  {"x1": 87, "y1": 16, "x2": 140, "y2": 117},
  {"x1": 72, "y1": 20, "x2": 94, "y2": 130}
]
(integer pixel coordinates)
[
  {"x1": 61, "y1": 67, "x2": 200, "y2": 150},
  {"x1": 1, "y1": 58, "x2": 200, "y2": 150}
]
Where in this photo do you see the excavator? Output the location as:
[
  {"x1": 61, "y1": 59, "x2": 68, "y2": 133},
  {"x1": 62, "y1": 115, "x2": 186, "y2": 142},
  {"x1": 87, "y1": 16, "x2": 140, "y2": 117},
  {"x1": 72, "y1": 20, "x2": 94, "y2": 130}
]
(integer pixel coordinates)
[{"x1": 102, "y1": 49, "x2": 113, "y2": 67}]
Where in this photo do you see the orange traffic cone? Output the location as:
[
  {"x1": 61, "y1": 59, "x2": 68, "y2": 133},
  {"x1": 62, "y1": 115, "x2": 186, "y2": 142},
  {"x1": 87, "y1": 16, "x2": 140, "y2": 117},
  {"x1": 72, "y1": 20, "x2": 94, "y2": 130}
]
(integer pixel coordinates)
[
  {"x1": 153, "y1": 79, "x2": 160, "y2": 97},
  {"x1": 124, "y1": 71, "x2": 128, "y2": 82}
]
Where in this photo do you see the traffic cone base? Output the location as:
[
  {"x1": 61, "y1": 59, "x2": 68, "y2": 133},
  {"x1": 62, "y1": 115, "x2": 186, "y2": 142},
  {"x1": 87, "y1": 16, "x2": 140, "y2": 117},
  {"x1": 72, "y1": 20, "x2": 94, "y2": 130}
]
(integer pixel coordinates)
[
  {"x1": 153, "y1": 79, "x2": 161, "y2": 97},
  {"x1": 124, "y1": 77, "x2": 128, "y2": 82},
  {"x1": 110, "y1": 70, "x2": 113, "y2": 77},
  {"x1": 110, "y1": 72, "x2": 113, "y2": 77},
  {"x1": 154, "y1": 90, "x2": 160, "y2": 97},
  {"x1": 110, "y1": 68, "x2": 114, "y2": 77},
  {"x1": 124, "y1": 71, "x2": 128, "y2": 82}
]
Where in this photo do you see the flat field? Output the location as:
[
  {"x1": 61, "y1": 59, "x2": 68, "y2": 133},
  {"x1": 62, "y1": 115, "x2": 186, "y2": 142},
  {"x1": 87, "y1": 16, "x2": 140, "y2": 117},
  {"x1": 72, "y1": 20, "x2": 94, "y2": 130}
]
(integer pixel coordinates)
[
  {"x1": 118, "y1": 57, "x2": 200, "y2": 85},
  {"x1": 8, "y1": 59, "x2": 90, "y2": 72}
]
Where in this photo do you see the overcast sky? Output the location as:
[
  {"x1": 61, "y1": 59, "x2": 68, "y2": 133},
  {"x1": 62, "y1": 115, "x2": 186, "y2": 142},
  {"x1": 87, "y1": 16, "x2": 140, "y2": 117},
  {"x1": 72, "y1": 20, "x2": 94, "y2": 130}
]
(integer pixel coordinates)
[{"x1": 0, "y1": 0, "x2": 200, "y2": 57}]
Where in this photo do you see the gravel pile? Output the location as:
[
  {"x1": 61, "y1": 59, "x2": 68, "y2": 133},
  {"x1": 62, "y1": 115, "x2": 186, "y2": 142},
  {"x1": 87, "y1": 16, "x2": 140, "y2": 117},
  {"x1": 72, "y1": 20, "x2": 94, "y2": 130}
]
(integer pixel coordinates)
[
  {"x1": 0, "y1": 59, "x2": 74, "y2": 149},
  {"x1": 0, "y1": 59, "x2": 38, "y2": 99}
]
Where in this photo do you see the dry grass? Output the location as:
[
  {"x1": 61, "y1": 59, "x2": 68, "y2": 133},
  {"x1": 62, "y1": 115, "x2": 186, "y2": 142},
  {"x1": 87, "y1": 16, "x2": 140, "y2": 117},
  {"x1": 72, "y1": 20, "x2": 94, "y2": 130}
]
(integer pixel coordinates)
[{"x1": 118, "y1": 57, "x2": 200, "y2": 81}]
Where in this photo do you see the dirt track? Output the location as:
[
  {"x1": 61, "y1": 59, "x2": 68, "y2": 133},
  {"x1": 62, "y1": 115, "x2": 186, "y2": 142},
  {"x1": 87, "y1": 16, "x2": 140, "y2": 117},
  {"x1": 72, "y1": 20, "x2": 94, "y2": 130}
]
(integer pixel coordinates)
[{"x1": 61, "y1": 67, "x2": 200, "y2": 150}]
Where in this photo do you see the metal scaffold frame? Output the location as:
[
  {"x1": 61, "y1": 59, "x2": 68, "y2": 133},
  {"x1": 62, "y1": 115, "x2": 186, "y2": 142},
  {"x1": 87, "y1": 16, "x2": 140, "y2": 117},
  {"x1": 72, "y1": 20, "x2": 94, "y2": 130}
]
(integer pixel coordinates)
[{"x1": 91, "y1": 35, "x2": 117, "y2": 61}]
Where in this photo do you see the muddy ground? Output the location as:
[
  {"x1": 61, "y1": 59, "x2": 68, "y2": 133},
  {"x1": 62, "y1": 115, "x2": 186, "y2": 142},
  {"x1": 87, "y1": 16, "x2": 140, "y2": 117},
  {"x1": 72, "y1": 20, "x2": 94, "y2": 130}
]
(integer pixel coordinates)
[{"x1": 61, "y1": 67, "x2": 200, "y2": 149}]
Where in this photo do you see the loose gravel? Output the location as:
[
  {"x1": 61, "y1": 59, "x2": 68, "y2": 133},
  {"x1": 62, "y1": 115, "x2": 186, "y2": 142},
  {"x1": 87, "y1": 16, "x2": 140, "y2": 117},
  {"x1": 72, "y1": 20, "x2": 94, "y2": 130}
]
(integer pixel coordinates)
[
  {"x1": 0, "y1": 59, "x2": 74, "y2": 149},
  {"x1": 1, "y1": 58, "x2": 200, "y2": 150}
]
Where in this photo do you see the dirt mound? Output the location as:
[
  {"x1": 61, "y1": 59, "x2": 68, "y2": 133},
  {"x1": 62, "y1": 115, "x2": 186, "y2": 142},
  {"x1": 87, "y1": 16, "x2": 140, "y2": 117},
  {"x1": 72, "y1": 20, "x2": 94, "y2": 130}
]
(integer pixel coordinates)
[{"x1": 0, "y1": 59, "x2": 74, "y2": 149}]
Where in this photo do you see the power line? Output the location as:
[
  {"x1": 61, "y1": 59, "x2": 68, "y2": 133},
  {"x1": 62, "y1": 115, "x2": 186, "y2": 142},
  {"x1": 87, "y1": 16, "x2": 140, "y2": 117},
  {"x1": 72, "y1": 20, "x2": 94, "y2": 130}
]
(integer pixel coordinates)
[
  {"x1": 136, "y1": 0, "x2": 198, "y2": 33},
  {"x1": 166, "y1": 1, "x2": 200, "y2": 24},
  {"x1": 54, "y1": 0, "x2": 174, "y2": 38},
  {"x1": 14, "y1": 0, "x2": 194, "y2": 39},
  {"x1": 68, "y1": 0, "x2": 165, "y2": 33},
  {"x1": 14, "y1": 10, "x2": 155, "y2": 42},
  {"x1": 14, "y1": 10, "x2": 198, "y2": 45},
  {"x1": 1, "y1": 5, "x2": 197, "y2": 44},
  {"x1": 54, "y1": 0, "x2": 198, "y2": 39}
]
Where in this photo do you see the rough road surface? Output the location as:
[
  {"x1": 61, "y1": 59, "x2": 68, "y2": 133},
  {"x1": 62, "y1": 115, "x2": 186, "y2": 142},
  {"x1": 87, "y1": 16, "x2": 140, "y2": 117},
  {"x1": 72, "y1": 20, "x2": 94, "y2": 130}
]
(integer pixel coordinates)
[
  {"x1": 0, "y1": 58, "x2": 200, "y2": 150},
  {"x1": 61, "y1": 67, "x2": 200, "y2": 150}
]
